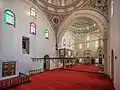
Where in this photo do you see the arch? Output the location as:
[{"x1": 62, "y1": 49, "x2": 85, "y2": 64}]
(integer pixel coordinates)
[
  {"x1": 4, "y1": 9, "x2": 16, "y2": 28},
  {"x1": 44, "y1": 55, "x2": 50, "y2": 70},
  {"x1": 30, "y1": 22, "x2": 36, "y2": 35},
  {"x1": 57, "y1": 10, "x2": 108, "y2": 46}
]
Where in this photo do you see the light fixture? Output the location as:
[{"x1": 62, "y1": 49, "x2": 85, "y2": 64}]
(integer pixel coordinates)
[
  {"x1": 94, "y1": 24, "x2": 96, "y2": 26},
  {"x1": 79, "y1": 44, "x2": 82, "y2": 49},
  {"x1": 95, "y1": 41, "x2": 98, "y2": 48},
  {"x1": 87, "y1": 27, "x2": 89, "y2": 29},
  {"x1": 87, "y1": 43, "x2": 89, "y2": 48},
  {"x1": 87, "y1": 36, "x2": 89, "y2": 41}
]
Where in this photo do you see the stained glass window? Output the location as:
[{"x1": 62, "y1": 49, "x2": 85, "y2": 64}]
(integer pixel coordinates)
[
  {"x1": 4, "y1": 10, "x2": 16, "y2": 28},
  {"x1": 45, "y1": 29, "x2": 49, "y2": 39},
  {"x1": 30, "y1": 22, "x2": 36, "y2": 35},
  {"x1": 30, "y1": 7, "x2": 36, "y2": 18}
]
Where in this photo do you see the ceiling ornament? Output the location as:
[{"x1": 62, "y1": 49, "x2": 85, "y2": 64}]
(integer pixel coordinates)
[
  {"x1": 69, "y1": 17, "x2": 100, "y2": 37},
  {"x1": 30, "y1": 0, "x2": 108, "y2": 31},
  {"x1": 42, "y1": 10, "x2": 69, "y2": 30},
  {"x1": 82, "y1": 0, "x2": 108, "y2": 20},
  {"x1": 30, "y1": 0, "x2": 87, "y2": 31}
]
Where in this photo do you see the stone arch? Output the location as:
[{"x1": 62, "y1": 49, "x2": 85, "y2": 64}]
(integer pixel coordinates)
[{"x1": 57, "y1": 10, "x2": 108, "y2": 46}]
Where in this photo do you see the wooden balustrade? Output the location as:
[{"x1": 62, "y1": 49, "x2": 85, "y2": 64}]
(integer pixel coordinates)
[{"x1": 0, "y1": 72, "x2": 30, "y2": 90}]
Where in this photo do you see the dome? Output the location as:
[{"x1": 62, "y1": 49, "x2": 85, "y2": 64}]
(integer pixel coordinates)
[
  {"x1": 44, "y1": 0, "x2": 78, "y2": 6},
  {"x1": 33, "y1": 0, "x2": 82, "y2": 13},
  {"x1": 69, "y1": 17, "x2": 100, "y2": 36}
]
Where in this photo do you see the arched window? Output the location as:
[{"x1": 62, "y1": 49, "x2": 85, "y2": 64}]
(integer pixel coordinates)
[
  {"x1": 79, "y1": 44, "x2": 82, "y2": 49},
  {"x1": 87, "y1": 43, "x2": 89, "y2": 48},
  {"x1": 4, "y1": 10, "x2": 16, "y2": 28},
  {"x1": 45, "y1": 29, "x2": 49, "y2": 39},
  {"x1": 30, "y1": 22, "x2": 36, "y2": 35},
  {"x1": 95, "y1": 41, "x2": 98, "y2": 48},
  {"x1": 30, "y1": 7, "x2": 36, "y2": 18},
  {"x1": 111, "y1": 0, "x2": 114, "y2": 17}
]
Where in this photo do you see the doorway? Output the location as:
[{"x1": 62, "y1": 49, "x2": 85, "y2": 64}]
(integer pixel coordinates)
[
  {"x1": 111, "y1": 49, "x2": 114, "y2": 80},
  {"x1": 44, "y1": 55, "x2": 50, "y2": 71}
]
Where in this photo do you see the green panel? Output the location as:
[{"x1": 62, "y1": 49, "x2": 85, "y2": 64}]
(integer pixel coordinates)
[{"x1": 40, "y1": 60, "x2": 44, "y2": 69}]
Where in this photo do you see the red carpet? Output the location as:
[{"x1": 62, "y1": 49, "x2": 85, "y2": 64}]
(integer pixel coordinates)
[
  {"x1": 8, "y1": 65, "x2": 115, "y2": 90},
  {"x1": 67, "y1": 64, "x2": 100, "y2": 73}
]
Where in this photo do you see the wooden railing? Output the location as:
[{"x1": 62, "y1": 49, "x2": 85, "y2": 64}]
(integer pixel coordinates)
[{"x1": 0, "y1": 72, "x2": 30, "y2": 90}]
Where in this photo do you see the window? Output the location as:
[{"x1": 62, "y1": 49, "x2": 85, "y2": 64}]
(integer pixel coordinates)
[
  {"x1": 87, "y1": 43, "x2": 89, "y2": 48},
  {"x1": 87, "y1": 36, "x2": 89, "y2": 41},
  {"x1": 30, "y1": 22, "x2": 36, "y2": 35},
  {"x1": 111, "y1": 0, "x2": 114, "y2": 17},
  {"x1": 45, "y1": 29, "x2": 49, "y2": 39},
  {"x1": 68, "y1": 51, "x2": 71, "y2": 56},
  {"x1": 63, "y1": 38, "x2": 66, "y2": 45},
  {"x1": 95, "y1": 41, "x2": 98, "y2": 48},
  {"x1": 30, "y1": 7, "x2": 36, "y2": 18},
  {"x1": 79, "y1": 58, "x2": 82, "y2": 62},
  {"x1": 22, "y1": 37, "x2": 29, "y2": 54},
  {"x1": 61, "y1": 0, "x2": 65, "y2": 6},
  {"x1": 48, "y1": 0, "x2": 52, "y2": 3},
  {"x1": 4, "y1": 10, "x2": 16, "y2": 28},
  {"x1": 79, "y1": 44, "x2": 82, "y2": 49}
]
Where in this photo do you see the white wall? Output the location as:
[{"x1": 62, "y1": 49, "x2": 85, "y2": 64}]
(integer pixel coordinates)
[
  {"x1": 109, "y1": 0, "x2": 120, "y2": 90},
  {"x1": 0, "y1": 0, "x2": 56, "y2": 76}
]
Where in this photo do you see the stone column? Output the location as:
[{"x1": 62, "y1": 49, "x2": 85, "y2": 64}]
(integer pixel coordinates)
[{"x1": 103, "y1": 31, "x2": 108, "y2": 74}]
